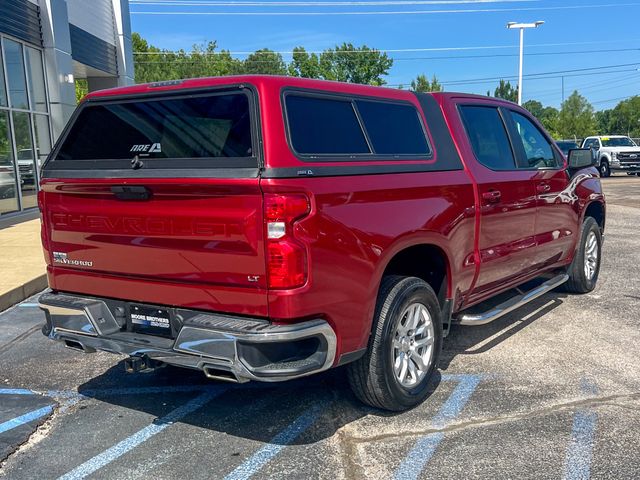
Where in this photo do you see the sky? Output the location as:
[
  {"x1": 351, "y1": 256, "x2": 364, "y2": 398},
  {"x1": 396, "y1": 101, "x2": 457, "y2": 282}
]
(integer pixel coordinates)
[{"x1": 129, "y1": 0, "x2": 640, "y2": 111}]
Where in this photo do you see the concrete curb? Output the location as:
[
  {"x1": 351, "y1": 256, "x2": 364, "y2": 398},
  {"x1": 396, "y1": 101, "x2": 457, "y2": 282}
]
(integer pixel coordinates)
[{"x1": 0, "y1": 275, "x2": 48, "y2": 312}]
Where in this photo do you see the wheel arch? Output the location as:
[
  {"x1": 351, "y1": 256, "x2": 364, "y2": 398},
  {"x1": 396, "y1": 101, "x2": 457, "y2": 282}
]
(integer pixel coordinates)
[
  {"x1": 583, "y1": 200, "x2": 606, "y2": 232},
  {"x1": 376, "y1": 240, "x2": 453, "y2": 308}
]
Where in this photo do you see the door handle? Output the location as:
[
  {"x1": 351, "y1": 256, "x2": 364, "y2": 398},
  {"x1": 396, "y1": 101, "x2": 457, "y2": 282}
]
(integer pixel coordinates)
[
  {"x1": 482, "y1": 190, "x2": 502, "y2": 204},
  {"x1": 537, "y1": 183, "x2": 551, "y2": 193}
]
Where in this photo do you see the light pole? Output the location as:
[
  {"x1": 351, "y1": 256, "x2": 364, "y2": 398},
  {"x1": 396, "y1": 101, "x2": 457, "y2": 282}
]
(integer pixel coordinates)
[{"x1": 507, "y1": 20, "x2": 544, "y2": 105}]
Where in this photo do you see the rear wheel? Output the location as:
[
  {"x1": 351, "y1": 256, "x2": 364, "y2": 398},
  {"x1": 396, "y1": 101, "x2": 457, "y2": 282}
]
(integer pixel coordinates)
[
  {"x1": 563, "y1": 217, "x2": 602, "y2": 293},
  {"x1": 599, "y1": 160, "x2": 611, "y2": 177},
  {"x1": 347, "y1": 276, "x2": 442, "y2": 411}
]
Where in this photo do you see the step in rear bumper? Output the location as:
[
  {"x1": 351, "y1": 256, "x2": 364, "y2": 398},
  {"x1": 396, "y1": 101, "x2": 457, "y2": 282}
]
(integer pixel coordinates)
[{"x1": 38, "y1": 291, "x2": 337, "y2": 382}]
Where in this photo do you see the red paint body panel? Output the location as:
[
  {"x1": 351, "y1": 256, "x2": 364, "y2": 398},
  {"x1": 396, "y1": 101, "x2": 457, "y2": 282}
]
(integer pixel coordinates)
[{"x1": 40, "y1": 76, "x2": 605, "y2": 364}]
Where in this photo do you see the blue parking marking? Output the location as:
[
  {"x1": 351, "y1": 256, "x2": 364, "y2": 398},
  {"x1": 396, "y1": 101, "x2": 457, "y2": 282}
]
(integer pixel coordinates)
[
  {"x1": 57, "y1": 387, "x2": 227, "y2": 480},
  {"x1": 562, "y1": 379, "x2": 599, "y2": 480},
  {"x1": 394, "y1": 374, "x2": 483, "y2": 480},
  {"x1": 224, "y1": 401, "x2": 326, "y2": 480},
  {"x1": 18, "y1": 303, "x2": 39, "y2": 308},
  {"x1": 0, "y1": 405, "x2": 54, "y2": 435},
  {"x1": 0, "y1": 388, "x2": 35, "y2": 395}
]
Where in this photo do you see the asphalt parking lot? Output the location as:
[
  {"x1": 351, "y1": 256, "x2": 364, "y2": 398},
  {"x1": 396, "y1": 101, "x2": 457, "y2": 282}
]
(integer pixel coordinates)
[{"x1": 1, "y1": 176, "x2": 639, "y2": 480}]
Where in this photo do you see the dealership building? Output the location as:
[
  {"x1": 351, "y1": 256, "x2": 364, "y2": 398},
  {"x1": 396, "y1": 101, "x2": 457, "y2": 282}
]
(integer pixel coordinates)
[{"x1": 0, "y1": 0, "x2": 134, "y2": 217}]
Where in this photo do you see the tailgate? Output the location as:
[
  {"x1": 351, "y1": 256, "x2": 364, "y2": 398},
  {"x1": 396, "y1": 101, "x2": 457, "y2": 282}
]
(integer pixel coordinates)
[{"x1": 39, "y1": 86, "x2": 269, "y2": 316}]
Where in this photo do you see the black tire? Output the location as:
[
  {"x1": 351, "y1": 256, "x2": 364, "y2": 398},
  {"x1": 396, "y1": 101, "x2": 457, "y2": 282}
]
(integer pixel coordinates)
[
  {"x1": 599, "y1": 160, "x2": 611, "y2": 177},
  {"x1": 563, "y1": 217, "x2": 602, "y2": 294},
  {"x1": 347, "y1": 276, "x2": 443, "y2": 411}
]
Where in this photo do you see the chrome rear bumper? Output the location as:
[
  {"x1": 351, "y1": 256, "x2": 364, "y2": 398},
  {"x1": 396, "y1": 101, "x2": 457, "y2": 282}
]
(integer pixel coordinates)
[{"x1": 39, "y1": 291, "x2": 336, "y2": 383}]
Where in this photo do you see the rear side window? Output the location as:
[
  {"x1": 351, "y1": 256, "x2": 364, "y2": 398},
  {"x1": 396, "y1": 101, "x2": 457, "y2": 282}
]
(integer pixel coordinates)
[
  {"x1": 459, "y1": 106, "x2": 516, "y2": 171},
  {"x1": 55, "y1": 92, "x2": 253, "y2": 162},
  {"x1": 355, "y1": 100, "x2": 430, "y2": 155},
  {"x1": 284, "y1": 92, "x2": 430, "y2": 158},
  {"x1": 285, "y1": 95, "x2": 370, "y2": 155}
]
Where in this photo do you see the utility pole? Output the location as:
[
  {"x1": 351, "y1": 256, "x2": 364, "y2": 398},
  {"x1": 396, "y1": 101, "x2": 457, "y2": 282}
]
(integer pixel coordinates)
[{"x1": 507, "y1": 21, "x2": 545, "y2": 105}]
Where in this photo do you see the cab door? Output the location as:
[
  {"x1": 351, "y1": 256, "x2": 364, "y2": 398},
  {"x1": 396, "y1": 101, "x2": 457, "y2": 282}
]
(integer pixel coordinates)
[
  {"x1": 457, "y1": 103, "x2": 539, "y2": 302},
  {"x1": 507, "y1": 109, "x2": 580, "y2": 268}
]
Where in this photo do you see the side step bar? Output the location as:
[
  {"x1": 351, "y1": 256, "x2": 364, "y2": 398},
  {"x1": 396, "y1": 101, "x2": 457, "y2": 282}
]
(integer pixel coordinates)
[{"x1": 456, "y1": 274, "x2": 569, "y2": 326}]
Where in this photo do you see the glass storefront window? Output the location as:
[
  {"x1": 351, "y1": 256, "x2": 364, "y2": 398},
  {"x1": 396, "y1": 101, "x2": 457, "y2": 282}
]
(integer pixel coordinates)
[
  {"x1": 33, "y1": 114, "x2": 51, "y2": 168},
  {"x1": 3, "y1": 39, "x2": 29, "y2": 110},
  {"x1": 12, "y1": 112, "x2": 37, "y2": 209},
  {"x1": 0, "y1": 111, "x2": 18, "y2": 215},
  {"x1": 0, "y1": 47, "x2": 7, "y2": 107},
  {"x1": 0, "y1": 35, "x2": 50, "y2": 215},
  {"x1": 25, "y1": 47, "x2": 47, "y2": 112}
]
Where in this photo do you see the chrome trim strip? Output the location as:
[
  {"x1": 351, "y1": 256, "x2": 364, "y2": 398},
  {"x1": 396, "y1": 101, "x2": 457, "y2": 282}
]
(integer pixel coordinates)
[{"x1": 457, "y1": 274, "x2": 569, "y2": 326}]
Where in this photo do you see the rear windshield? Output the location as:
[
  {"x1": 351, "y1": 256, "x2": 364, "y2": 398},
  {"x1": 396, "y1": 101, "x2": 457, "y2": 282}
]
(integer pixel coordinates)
[{"x1": 51, "y1": 91, "x2": 255, "y2": 170}]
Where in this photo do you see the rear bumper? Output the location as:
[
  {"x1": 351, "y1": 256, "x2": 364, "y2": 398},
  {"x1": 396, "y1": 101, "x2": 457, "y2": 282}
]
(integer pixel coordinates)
[{"x1": 38, "y1": 291, "x2": 336, "y2": 383}]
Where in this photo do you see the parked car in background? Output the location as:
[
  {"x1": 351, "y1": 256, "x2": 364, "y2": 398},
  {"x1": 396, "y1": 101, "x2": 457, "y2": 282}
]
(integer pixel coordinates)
[
  {"x1": 581, "y1": 135, "x2": 640, "y2": 177},
  {"x1": 38, "y1": 76, "x2": 606, "y2": 411},
  {"x1": 0, "y1": 168, "x2": 16, "y2": 199},
  {"x1": 556, "y1": 140, "x2": 580, "y2": 157}
]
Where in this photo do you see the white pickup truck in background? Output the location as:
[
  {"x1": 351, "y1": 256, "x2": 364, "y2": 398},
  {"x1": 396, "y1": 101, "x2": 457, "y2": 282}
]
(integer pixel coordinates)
[{"x1": 582, "y1": 135, "x2": 640, "y2": 177}]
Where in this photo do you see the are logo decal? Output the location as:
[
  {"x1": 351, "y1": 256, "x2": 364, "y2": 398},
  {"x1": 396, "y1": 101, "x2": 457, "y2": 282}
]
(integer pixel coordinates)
[{"x1": 130, "y1": 143, "x2": 162, "y2": 153}]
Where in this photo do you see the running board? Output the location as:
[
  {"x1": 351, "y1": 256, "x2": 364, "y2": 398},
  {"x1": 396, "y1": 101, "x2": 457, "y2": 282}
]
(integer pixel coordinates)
[{"x1": 456, "y1": 274, "x2": 569, "y2": 326}]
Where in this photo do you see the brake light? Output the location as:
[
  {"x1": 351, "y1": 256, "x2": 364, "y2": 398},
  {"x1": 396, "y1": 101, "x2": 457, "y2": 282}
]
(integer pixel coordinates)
[{"x1": 264, "y1": 193, "x2": 310, "y2": 289}]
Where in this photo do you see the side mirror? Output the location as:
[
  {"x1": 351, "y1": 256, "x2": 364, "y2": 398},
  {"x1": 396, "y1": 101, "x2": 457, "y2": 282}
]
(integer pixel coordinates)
[{"x1": 568, "y1": 148, "x2": 596, "y2": 170}]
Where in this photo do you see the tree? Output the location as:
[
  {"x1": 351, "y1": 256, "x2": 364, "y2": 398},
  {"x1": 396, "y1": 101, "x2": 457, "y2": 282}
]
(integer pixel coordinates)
[
  {"x1": 288, "y1": 47, "x2": 322, "y2": 79},
  {"x1": 595, "y1": 109, "x2": 612, "y2": 135},
  {"x1": 607, "y1": 96, "x2": 640, "y2": 137},
  {"x1": 523, "y1": 100, "x2": 560, "y2": 138},
  {"x1": 131, "y1": 34, "x2": 394, "y2": 87},
  {"x1": 75, "y1": 79, "x2": 88, "y2": 104},
  {"x1": 489, "y1": 80, "x2": 518, "y2": 103},
  {"x1": 243, "y1": 49, "x2": 287, "y2": 75},
  {"x1": 131, "y1": 32, "x2": 242, "y2": 83},
  {"x1": 557, "y1": 91, "x2": 596, "y2": 139},
  {"x1": 318, "y1": 43, "x2": 393, "y2": 86},
  {"x1": 410, "y1": 74, "x2": 442, "y2": 92}
]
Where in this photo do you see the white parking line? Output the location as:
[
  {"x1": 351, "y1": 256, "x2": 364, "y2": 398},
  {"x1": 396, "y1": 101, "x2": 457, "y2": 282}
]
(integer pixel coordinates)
[
  {"x1": 562, "y1": 379, "x2": 599, "y2": 480},
  {"x1": 394, "y1": 374, "x2": 483, "y2": 480},
  {"x1": 224, "y1": 401, "x2": 327, "y2": 480},
  {"x1": 57, "y1": 387, "x2": 227, "y2": 480}
]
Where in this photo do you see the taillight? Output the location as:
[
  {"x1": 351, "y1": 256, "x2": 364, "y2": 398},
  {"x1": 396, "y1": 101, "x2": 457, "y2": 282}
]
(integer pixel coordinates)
[{"x1": 264, "y1": 193, "x2": 310, "y2": 289}]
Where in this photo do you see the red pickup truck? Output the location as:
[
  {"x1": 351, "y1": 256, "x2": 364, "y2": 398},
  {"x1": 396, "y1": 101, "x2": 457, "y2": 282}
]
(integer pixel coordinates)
[{"x1": 38, "y1": 75, "x2": 605, "y2": 411}]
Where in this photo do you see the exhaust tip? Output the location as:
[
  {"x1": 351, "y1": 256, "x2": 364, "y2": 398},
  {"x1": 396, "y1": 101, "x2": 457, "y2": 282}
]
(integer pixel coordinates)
[
  {"x1": 203, "y1": 365, "x2": 242, "y2": 383},
  {"x1": 64, "y1": 339, "x2": 94, "y2": 353}
]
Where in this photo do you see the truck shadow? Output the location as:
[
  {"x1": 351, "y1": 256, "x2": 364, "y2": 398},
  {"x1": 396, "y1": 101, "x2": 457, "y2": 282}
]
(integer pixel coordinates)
[
  {"x1": 77, "y1": 362, "x2": 447, "y2": 446},
  {"x1": 441, "y1": 293, "x2": 567, "y2": 370},
  {"x1": 76, "y1": 291, "x2": 566, "y2": 446}
]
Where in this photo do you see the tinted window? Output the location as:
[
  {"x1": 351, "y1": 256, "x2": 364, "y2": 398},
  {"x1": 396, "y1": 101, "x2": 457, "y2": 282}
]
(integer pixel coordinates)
[
  {"x1": 459, "y1": 106, "x2": 516, "y2": 170},
  {"x1": 511, "y1": 112, "x2": 559, "y2": 169},
  {"x1": 285, "y1": 95, "x2": 370, "y2": 155},
  {"x1": 356, "y1": 100, "x2": 430, "y2": 155},
  {"x1": 557, "y1": 141, "x2": 578, "y2": 154},
  {"x1": 56, "y1": 93, "x2": 253, "y2": 161}
]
